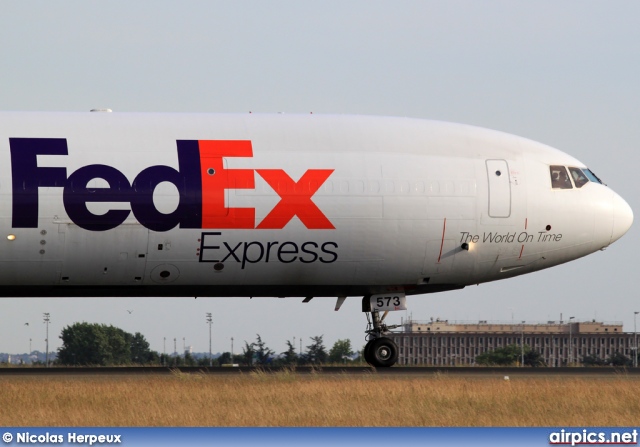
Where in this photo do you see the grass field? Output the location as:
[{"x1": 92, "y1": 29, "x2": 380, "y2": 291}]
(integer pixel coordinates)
[{"x1": 1, "y1": 370, "x2": 638, "y2": 426}]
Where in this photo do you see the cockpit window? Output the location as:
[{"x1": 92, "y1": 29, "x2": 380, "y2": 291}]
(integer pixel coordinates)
[
  {"x1": 550, "y1": 165, "x2": 572, "y2": 189},
  {"x1": 568, "y1": 167, "x2": 589, "y2": 188},
  {"x1": 583, "y1": 168, "x2": 603, "y2": 184},
  {"x1": 550, "y1": 165, "x2": 604, "y2": 189}
]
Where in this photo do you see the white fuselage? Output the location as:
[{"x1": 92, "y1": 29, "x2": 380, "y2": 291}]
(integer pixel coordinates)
[{"x1": 0, "y1": 112, "x2": 632, "y2": 297}]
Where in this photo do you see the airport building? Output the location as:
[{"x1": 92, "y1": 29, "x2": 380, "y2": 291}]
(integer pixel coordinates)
[{"x1": 391, "y1": 319, "x2": 638, "y2": 367}]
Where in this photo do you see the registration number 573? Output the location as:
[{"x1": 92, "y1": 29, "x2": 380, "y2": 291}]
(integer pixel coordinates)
[{"x1": 370, "y1": 293, "x2": 407, "y2": 311}]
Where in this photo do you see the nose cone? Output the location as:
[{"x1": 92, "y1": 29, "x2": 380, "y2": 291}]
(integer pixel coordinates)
[{"x1": 611, "y1": 192, "x2": 633, "y2": 244}]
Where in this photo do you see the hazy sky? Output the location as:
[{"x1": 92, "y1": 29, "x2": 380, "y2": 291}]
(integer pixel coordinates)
[{"x1": 0, "y1": 1, "x2": 638, "y2": 356}]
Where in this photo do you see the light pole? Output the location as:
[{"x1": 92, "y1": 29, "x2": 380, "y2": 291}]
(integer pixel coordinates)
[
  {"x1": 634, "y1": 312, "x2": 639, "y2": 368},
  {"x1": 521, "y1": 321, "x2": 525, "y2": 367},
  {"x1": 43, "y1": 313, "x2": 50, "y2": 367},
  {"x1": 206, "y1": 313, "x2": 213, "y2": 367},
  {"x1": 163, "y1": 337, "x2": 166, "y2": 366},
  {"x1": 231, "y1": 337, "x2": 234, "y2": 364},
  {"x1": 568, "y1": 316, "x2": 575, "y2": 365}
]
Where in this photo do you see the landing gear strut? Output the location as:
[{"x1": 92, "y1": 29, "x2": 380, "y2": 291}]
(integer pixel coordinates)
[{"x1": 363, "y1": 307, "x2": 400, "y2": 367}]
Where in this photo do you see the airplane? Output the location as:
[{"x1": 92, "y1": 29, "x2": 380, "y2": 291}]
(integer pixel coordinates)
[{"x1": 0, "y1": 111, "x2": 633, "y2": 367}]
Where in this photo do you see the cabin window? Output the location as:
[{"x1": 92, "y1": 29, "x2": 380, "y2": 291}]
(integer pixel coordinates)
[{"x1": 550, "y1": 166, "x2": 572, "y2": 189}]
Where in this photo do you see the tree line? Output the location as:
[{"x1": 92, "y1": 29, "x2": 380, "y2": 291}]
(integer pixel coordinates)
[
  {"x1": 53, "y1": 323, "x2": 639, "y2": 367},
  {"x1": 55, "y1": 322, "x2": 357, "y2": 366}
]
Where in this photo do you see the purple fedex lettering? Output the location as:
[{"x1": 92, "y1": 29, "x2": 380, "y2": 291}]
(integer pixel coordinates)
[
  {"x1": 131, "y1": 140, "x2": 202, "y2": 231},
  {"x1": 10, "y1": 138, "x2": 68, "y2": 228},
  {"x1": 10, "y1": 138, "x2": 203, "y2": 232},
  {"x1": 63, "y1": 165, "x2": 132, "y2": 231}
]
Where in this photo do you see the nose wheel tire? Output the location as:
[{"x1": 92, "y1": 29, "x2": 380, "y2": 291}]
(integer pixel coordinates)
[{"x1": 364, "y1": 337, "x2": 398, "y2": 367}]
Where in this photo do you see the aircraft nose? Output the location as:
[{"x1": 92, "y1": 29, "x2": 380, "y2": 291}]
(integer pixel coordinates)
[{"x1": 610, "y1": 192, "x2": 633, "y2": 245}]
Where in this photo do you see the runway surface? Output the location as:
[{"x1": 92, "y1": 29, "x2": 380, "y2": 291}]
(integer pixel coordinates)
[{"x1": 0, "y1": 366, "x2": 637, "y2": 377}]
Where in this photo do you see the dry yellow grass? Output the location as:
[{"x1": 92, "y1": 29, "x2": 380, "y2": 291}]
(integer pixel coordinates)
[{"x1": 1, "y1": 370, "x2": 639, "y2": 426}]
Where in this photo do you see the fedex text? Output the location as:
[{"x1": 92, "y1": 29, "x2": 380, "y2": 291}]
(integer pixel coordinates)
[{"x1": 9, "y1": 138, "x2": 335, "y2": 232}]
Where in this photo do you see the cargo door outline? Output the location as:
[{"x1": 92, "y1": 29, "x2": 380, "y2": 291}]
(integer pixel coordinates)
[{"x1": 486, "y1": 159, "x2": 511, "y2": 218}]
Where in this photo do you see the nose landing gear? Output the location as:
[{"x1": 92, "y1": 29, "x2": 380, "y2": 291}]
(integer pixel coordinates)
[{"x1": 363, "y1": 305, "x2": 401, "y2": 367}]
